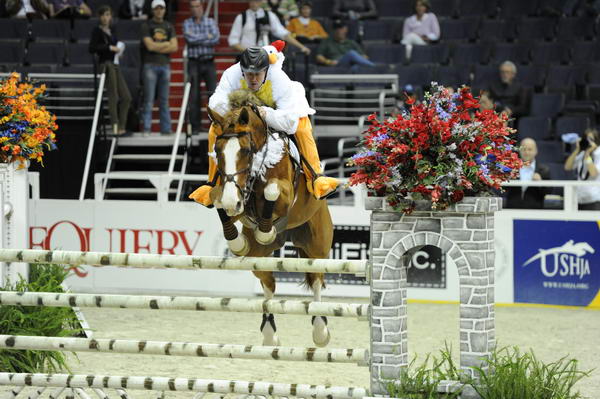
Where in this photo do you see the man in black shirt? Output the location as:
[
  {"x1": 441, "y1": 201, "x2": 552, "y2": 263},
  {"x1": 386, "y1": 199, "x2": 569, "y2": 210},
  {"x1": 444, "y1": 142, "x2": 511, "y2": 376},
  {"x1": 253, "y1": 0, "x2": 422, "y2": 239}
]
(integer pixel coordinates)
[{"x1": 488, "y1": 60, "x2": 528, "y2": 119}]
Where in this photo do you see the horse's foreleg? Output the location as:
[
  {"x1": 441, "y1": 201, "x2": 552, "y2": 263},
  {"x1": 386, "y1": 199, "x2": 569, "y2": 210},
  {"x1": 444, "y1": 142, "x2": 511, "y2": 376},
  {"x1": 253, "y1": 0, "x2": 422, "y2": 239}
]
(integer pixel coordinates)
[
  {"x1": 217, "y1": 208, "x2": 249, "y2": 256},
  {"x1": 308, "y1": 273, "x2": 331, "y2": 347},
  {"x1": 253, "y1": 271, "x2": 280, "y2": 346},
  {"x1": 254, "y1": 179, "x2": 280, "y2": 245}
]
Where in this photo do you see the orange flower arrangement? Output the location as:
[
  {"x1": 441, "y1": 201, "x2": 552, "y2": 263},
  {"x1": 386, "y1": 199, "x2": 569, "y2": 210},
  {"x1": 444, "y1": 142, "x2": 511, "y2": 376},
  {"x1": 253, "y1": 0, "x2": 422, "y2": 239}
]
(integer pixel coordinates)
[{"x1": 0, "y1": 73, "x2": 57, "y2": 167}]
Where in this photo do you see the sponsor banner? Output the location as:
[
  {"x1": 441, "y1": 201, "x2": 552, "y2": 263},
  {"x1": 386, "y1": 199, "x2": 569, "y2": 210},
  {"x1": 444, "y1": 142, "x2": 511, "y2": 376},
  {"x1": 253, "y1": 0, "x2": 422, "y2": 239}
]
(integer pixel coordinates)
[
  {"x1": 514, "y1": 219, "x2": 600, "y2": 307},
  {"x1": 274, "y1": 227, "x2": 446, "y2": 289}
]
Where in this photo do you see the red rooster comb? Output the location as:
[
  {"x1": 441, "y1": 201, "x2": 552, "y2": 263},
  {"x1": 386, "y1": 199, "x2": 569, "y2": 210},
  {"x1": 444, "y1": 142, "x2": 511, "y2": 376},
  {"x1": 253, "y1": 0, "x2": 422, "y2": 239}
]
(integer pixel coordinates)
[{"x1": 270, "y1": 40, "x2": 286, "y2": 52}]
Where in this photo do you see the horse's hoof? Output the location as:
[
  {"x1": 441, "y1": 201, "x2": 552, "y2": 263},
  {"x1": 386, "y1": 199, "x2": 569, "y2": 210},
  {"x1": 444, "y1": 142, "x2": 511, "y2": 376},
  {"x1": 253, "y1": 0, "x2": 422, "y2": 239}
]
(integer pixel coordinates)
[
  {"x1": 255, "y1": 226, "x2": 277, "y2": 245},
  {"x1": 228, "y1": 234, "x2": 249, "y2": 256},
  {"x1": 312, "y1": 316, "x2": 331, "y2": 347}
]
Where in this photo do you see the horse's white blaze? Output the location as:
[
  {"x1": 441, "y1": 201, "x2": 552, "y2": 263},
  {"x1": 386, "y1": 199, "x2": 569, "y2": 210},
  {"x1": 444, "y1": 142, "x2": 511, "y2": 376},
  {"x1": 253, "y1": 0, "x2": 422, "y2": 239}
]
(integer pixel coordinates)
[
  {"x1": 221, "y1": 138, "x2": 242, "y2": 214},
  {"x1": 264, "y1": 181, "x2": 280, "y2": 201}
]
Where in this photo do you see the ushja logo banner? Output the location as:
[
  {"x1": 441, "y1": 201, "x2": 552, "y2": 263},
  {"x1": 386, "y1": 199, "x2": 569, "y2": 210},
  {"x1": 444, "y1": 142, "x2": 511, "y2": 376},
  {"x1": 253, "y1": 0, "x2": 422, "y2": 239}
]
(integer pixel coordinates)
[{"x1": 514, "y1": 220, "x2": 600, "y2": 307}]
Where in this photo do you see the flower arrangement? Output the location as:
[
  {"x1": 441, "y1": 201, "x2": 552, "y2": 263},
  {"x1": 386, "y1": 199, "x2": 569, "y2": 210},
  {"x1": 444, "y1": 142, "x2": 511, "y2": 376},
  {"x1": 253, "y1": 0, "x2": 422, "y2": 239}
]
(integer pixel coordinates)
[
  {"x1": 0, "y1": 73, "x2": 57, "y2": 167},
  {"x1": 349, "y1": 83, "x2": 522, "y2": 212}
]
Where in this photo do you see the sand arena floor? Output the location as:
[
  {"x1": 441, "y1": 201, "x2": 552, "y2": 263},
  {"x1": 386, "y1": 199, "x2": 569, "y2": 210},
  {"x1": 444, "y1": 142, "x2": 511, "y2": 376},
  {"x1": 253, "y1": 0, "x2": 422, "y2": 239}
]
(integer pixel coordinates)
[{"x1": 2, "y1": 299, "x2": 599, "y2": 398}]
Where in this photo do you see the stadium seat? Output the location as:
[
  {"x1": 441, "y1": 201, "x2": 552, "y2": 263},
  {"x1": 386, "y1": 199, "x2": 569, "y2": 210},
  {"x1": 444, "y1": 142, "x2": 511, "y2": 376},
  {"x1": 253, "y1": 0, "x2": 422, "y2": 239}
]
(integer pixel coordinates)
[
  {"x1": 429, "y1": 0, "x2": 455, "y2": 17},
  {"x1": 310, "y1": 0, "x2": 330, "y2": 17},
  {"x1": 536, "y1": 141, "x2": 565, "y2": 163},
  {"x1": 457, "y1": 0, "x2": 497, "y2": 18},
  {"x1": 478, "y1": 19, "x2": 516, "y2": 42},
  {"x1": 472, "y1": 64, "x2": 498, "y2": 89},
  {"x1": 115, "y1": 20, "x2": 144, "y2": 42},
  {"x1": 361, "y1": 19, "x2": 394, "y2": 41},
  {"x1": 530, "y1": 42, "x2": 569, "y2": 65},
  {"x1": 31, "y1": 19, "x2": 69, "y2": 42},
  {"x1": 498, "y1": 0, "x2": 539, "y2": 18},
  {"x1": 26, "y1": 42, "x2": 66, "y2": 66},
  {"x1": 439, "y1": 18, "x2": 479, "y2": 42},
  {"x1": 585, "y1": 65, "x2": 600, "y2": 84},
  {"x1": 67, "y1": 43, "x2": 94, "y2": 66},
  {"x1": 410, "y1": 44, "x2": 449, "y2": 64},
  {"x1": 530, "y1": 93, "x2": 565, "y2": 118},
  {"x1": 545, "y1": 65, "x2": 576, "y2": 99},
  {"x1": 548, "y1": 162, "x2": 575, "y2": 181},
  {"x1": 517, "y1": 117, "x2": 552, "y2": 141},
  {"x1": 395, "y1": 64, "x2": 435, "y2": 88},
  {"x1": 365, "y1": 43, "x2": 405, "y2": 64},
  {"x1": 515, "y1": 18, "x2": 555, "y2": 42},
  {"x1": 570, "y1": 42, "x2": 600, "y2": 65},
  {"x1": 451, "y1": 43, "x2": 490, "y2": 66},
  {"x1": 556, "y1": 17, "x2": 595, "y2": 42},
  {"x1": 120, "y1": 42, "x2": 141, "y2": 69},
  {"x1": 555, "y1": 116, "x2": 590, "y2": 136},
  {"x1": 490, "y1": 42, "x2": 530, "y2": 65},
  {"x1": 1, "y1": 19, "x2": 28, "y2": 42},
  {"x1": 72, "y1": 19, "x2": 98, "y2": 43},
  {"x1": 375, "y1": 0, "x2": 412, "y2": 17},
  {"x1": 433, "y1": 65, "x2": 472, "y2": 88},
  {"x1": 517, "y1": 64, "x2": 546, "y2": 90},
  {"x1": 0, "y1": 42, "x2": 25, "y2": 66}
]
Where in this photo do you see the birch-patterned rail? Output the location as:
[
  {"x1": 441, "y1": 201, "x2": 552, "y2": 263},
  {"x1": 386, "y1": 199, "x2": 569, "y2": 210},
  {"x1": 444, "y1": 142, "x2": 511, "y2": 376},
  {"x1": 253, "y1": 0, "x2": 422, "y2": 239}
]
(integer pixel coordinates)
[
  {"x1": 0, "y1": 373, "x2": 369, "y2": 399},
  {"x1": 0, "y1": 249, "x2": 367, "y2": 275},
  {"x1": 0, "y1": 292, "x2": 369, "y2": 319},
  {"x1": 0, "y1": 335, "x2": 369, "y2": 365}
]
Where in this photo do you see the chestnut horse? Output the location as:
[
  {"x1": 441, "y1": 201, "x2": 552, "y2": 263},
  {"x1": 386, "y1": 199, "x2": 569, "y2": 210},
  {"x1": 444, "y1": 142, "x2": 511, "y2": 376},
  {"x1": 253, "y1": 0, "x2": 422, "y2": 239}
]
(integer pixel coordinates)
[{"x1": 206, "y1": 93, "x2": 333, "y2": 347}]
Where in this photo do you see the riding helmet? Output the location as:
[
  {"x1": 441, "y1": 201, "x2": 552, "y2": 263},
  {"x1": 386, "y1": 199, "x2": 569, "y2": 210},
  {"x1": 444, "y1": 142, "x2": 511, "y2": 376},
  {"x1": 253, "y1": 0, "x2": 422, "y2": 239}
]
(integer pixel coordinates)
[{"x1": 240, "y1": 47, "x2": 270, "y2": 73}]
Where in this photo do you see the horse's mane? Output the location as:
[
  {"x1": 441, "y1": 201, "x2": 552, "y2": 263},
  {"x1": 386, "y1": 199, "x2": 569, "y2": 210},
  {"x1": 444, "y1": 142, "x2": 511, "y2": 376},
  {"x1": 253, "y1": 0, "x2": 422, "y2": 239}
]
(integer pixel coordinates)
[{"x1": 223, "y1": 90, "x2": 266, "y2": 127}]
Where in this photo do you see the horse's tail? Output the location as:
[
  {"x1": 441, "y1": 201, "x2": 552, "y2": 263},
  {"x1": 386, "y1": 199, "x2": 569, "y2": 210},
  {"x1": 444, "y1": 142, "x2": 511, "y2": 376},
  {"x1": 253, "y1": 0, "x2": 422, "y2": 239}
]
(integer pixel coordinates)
[{"x1": 302, "y1": 272, "x2": 326, "y2": 291}]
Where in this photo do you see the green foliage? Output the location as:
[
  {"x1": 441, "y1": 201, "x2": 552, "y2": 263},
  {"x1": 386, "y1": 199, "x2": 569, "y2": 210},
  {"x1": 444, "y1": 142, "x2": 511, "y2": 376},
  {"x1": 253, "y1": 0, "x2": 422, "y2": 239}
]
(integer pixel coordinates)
[
  {"x1": 386, "y1": 343, "x2": 463, "y2": 399},
  {"x1": 471, "y1": 346, "x2": 591, "y2": 399},
  {"x1": 0, "y1": 264, "x2": 80, "y2": 373},
  {"x1": 385, "y1": 344, "x2": 590, "y2": 399}
]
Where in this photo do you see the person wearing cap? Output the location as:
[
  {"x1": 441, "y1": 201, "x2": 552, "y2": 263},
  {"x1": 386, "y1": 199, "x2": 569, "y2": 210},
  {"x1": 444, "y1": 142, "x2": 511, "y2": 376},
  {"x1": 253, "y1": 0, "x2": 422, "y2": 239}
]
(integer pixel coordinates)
[
  {"x1": 315, "y1": 20, "x2": 375, "y2": 69},
  {"x1": 189, "y1": 45, "x2": 339, "y2": 207},
  {"x1": 228, "y1": 0, "x2": 310, "y2": 55},
  {"x1": 140, "y1": 0, "x2": 178, "y2": 135},
  {"x1": 184, "y1": 0, "x2": 220, "y2": 134},
  {"x1": 286, "y1": 1, "x2": 328, "y2": 43}
]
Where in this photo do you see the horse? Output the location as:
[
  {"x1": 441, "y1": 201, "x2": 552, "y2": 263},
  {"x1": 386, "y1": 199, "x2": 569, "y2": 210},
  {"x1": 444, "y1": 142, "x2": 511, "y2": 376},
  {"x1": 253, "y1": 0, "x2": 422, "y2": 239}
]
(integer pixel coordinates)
[{"x1": 206, "y1": 91, "x2": 333, "y2": 348}]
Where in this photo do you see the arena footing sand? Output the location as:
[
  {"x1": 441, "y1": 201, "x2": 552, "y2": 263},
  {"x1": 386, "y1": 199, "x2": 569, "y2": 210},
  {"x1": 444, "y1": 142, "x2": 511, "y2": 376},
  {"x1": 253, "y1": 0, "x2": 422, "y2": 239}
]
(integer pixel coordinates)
[{"x1": 3, "y1": 299, "x2": 598, "y2": 398}]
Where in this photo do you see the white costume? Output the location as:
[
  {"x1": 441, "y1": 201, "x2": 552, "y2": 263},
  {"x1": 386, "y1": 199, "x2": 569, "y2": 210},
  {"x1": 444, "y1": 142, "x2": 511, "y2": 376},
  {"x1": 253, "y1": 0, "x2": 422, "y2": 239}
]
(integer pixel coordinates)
[{"x1": 208, "y1": 63, "x2": 315, "y2": 135}]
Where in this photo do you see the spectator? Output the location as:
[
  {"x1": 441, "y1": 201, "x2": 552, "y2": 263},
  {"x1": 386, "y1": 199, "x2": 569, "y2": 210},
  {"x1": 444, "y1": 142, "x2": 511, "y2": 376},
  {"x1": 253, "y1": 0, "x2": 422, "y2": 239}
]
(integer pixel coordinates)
[
  {"x1": 89, "y1": 5, "x2": 132, "y2": 135},
  {"x1": 332, "y1": 0, "x2": 377, "y2": 20},
  {"x1": 505, "y1": 138, "x2": 551, "y2": 209},
  {"x1": 487, "y1": 61, "x2": 528, "y2": 120},
  {"x1": 140, "y1": 0, "x2": 178, "y2": 135},
  {"x1": 261, "y1": 0, "x2": 298, "y2": 25},
  {"x1": 286, "y1": 1, "x2": 328, "y2": 43},
  {"x1": 119, "y1": 0, "x2": 151, "y2": 19},
  {"x1": 184, "y1": 0, "x2": 220, "y2": 134},
  {"x1": 315, "y1": 19, "x2": 375, "y2": 70},
  {"x1": 48, "y1": 0, "x2": 91, "y2": 18},
  {"x1": 564, "y1": 128, "x2": 600, "y2": 210},
  {"x1": 401, "y1": 0, "x2": 440, "y2": 60},
  {"x1": 228, "y1": 0, "x2": 310, "y2": 55},
  {"x1": 5, "y1": 0, "x2": 50, "y2": 19}
]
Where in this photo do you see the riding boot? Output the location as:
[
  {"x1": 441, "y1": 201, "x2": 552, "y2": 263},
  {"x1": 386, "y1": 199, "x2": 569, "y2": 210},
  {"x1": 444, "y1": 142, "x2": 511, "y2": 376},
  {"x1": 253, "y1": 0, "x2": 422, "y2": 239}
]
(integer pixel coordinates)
[
  {"x1": 294, "y1": 117, "x2": 339, "y2": 199},
  {"x1": 189, "y1": 124, "x2": 219, "y2": 207}
]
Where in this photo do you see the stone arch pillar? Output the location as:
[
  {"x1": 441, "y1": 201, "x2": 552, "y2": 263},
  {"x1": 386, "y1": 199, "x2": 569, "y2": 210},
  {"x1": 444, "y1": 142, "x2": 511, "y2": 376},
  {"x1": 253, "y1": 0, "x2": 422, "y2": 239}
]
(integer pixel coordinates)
[{"x1": 366, "y1": 197, "x2": 501, "y2": 395}]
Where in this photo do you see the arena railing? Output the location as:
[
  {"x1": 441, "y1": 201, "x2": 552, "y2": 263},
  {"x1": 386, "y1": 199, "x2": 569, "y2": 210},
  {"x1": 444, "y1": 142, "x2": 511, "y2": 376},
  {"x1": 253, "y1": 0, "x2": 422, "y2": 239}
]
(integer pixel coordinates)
[{"x1": 309, "y1": 74, "x2": 398, "y2": 138}]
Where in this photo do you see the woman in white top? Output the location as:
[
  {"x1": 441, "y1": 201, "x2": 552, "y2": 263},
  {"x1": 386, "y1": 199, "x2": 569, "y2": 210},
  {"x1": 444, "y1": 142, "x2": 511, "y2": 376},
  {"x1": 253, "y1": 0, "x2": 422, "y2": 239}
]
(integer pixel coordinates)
[
  {"x1": 564, "y1": 128, "x2": 600, "y2": 210},
  {"x1": 401, "y1": 0, "x2": 440, "y2": 60}
]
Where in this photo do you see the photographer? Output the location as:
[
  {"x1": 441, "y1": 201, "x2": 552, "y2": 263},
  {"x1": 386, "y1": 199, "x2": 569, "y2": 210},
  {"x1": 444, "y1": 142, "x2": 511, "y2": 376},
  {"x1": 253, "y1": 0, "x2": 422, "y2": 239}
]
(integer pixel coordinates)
[{"x1": 564, "y1": 128, "x2": 600, "y2": 210}]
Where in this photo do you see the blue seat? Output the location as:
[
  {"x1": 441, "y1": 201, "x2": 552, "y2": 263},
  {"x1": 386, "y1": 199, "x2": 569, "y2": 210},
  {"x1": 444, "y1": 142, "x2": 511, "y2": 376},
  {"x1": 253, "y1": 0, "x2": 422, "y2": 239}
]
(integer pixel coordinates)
[
  {"x1": 530, "y1": 42, "x2": 569, "y2": 65},
  {"x1": 67, "y1": 43, "x2": 94, "y2": 66},
  {"x1": 517, "y1": 64, "x2": 546, "y2": 89},
  {"x1": 31, "y1": 19, "x2": 69, "y2": 42},
  {"x1": 570, "y1": 42, "x2": 600, "y2": 64},
  {"x1": 451, "y1": 43, "x2": 490, "y2": 66},
  {"x1": 530, "y1": 93, "x2": 565, "y2": 118},
  {"x1": 555, "y1": 116, "x2": 590, "y2": 136},
  {"x1": 498, "y1": 0, "x2": 539, "y2": 18},
  {"x1": 536, "y1": 142, "x2": 565, "y2": 163},
  {"x1": 375, "y1": 0, "x2": 412, "y2": 17},
  {"x1": 1, "y1": 19, "x2": 28, "y2": 42},
  {"x1": 478, "y1": 19, "x2": 516, "y2": 42},
  {"x1": 0, "y1": 42, "x2": 25, "y2": 65},
  {"x1": 115, "y1": 20, "x2": 144, "y2": 42},
  {"x1": 490, "y1": 42, "x2": 530, "y2": 65},
  {"x1": 439, "y1": 18, "x2": 478, "y2": 42},
  {"x1": 516, "y1": 18, "x2": 555, "y2": 42},
  {"x1": 26, "y1": 42, "x2": 66, "y2": 66},
  {"x1": 472, "y1": 64, "x2": 498, "y2": 89},
  {"x1": 395, "y1": 64, "x2": 435, "y2": 88},
  {"x1": 458, "y1": 0, "x2": 497, "y2": 17},
  {"x1": 517, "y1": 117, "x2": 552, "y2": 141},
  {"x1": 434, "y1": 65, "x2": 471, "y2": 88},
  {"x1": 410, "y1": 44, "x2": 449, "y2": 64},
  {"x1": 361, "y1": 19, "x2": 394, "y2": 41},
  {"x1": 72, "y1": 19, "x2": 97, "y2": 43},
  {"x1": 430, "y1": 0, "x2": 456, "y2": 17},
  {"x1": 548, "y1": 162, "x2": 575, "y2": 181},
  {"x1": 545, "y1": 65, "x2": 576, "y2": 99},
  {"x1": 365, "y1": 43, "x2": 405, "y2": 64},
  {"x1": 556, "y1": 17, "x2": 596, "y2": 41}
]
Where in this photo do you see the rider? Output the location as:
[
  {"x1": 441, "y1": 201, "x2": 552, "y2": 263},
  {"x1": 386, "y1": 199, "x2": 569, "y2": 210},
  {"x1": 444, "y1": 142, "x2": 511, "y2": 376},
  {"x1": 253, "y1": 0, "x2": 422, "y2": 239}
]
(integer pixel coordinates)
[{"x1": 189, "y1": 45, "x2": 339, "y2": 206}]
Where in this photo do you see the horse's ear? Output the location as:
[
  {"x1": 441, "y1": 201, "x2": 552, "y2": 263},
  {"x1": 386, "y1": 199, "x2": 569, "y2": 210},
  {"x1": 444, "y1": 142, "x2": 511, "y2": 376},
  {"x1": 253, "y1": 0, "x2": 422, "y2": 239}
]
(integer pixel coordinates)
[
  {"x1": 238, "y1": 107, "x2": 250, "y2": 126},
  {"x1": 207, "y1": 107, "x2": 224, "y2": 127}
]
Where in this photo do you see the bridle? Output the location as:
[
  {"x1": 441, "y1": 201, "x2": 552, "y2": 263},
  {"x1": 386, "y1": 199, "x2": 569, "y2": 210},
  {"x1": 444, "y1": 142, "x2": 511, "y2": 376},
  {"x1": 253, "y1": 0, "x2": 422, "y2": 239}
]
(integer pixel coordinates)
[{"x1": 214, "y1": 104, "x2": 271, "y2": 206}]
